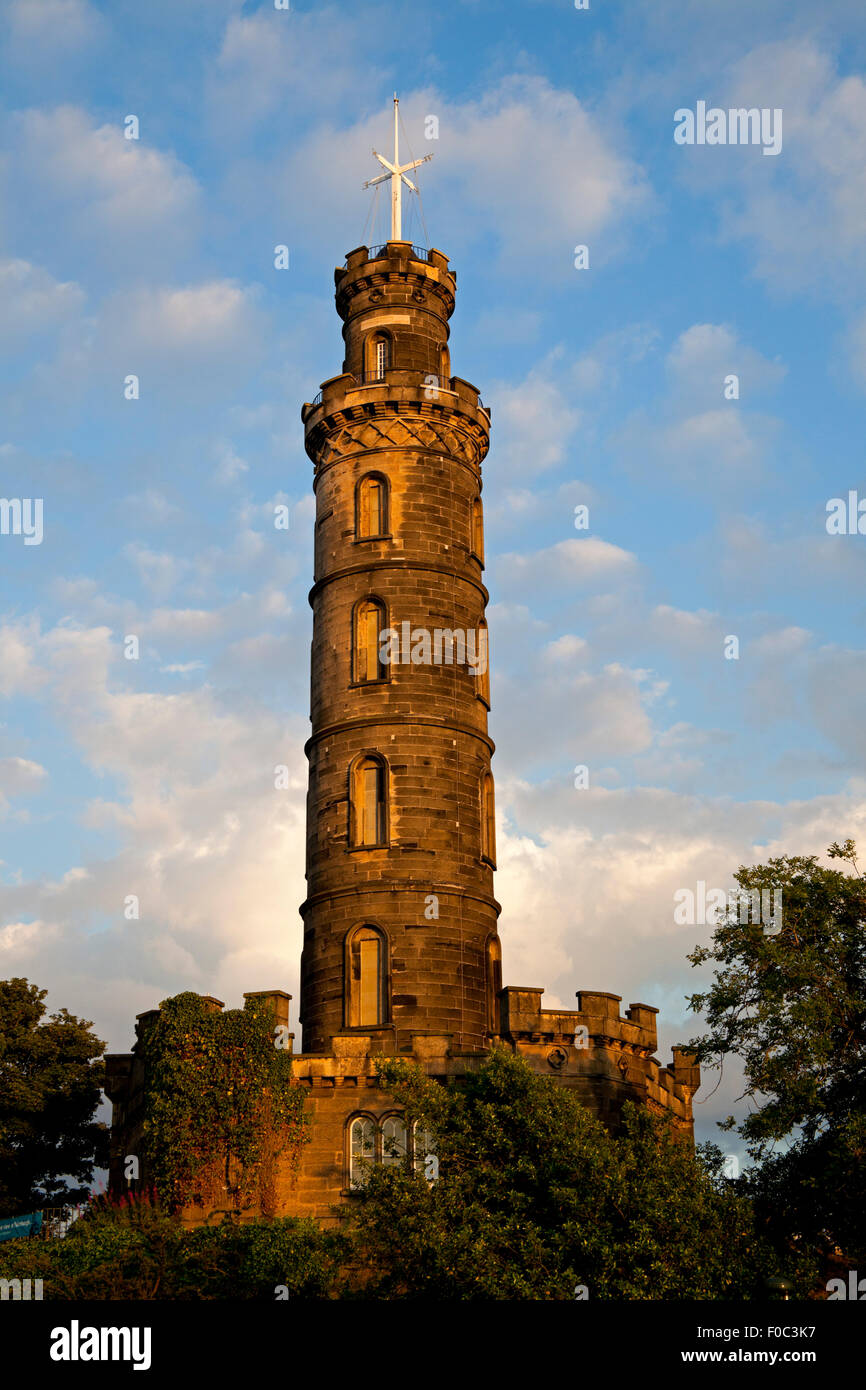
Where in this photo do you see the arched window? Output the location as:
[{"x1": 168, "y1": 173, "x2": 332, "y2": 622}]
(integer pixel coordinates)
[
  {"x1": 381, "y1": 1115, "x2": 408, "y2": 1167},
  {"x1": 438, "y1": 343, "x2": 450, "y2": 381},
  {"x1": 349, "y1": 1116, "x2": 376, "y2": 1189},
  {"x1": 367, "y1": 332, "x2": 391, "y2": 380},
  {"x1": 356, "y1": 473, "x2": 388, "y2": 539},
  {"x1": 349, "y1": 754, "x2": 387, "y2": 847},
  {"x1": 346, "y1": 924, "x2": 388, "y2": 1027},
  {"x1": 353, "y1": 597, "x2": 387, "y2": 684},
  {"x1": 480, "y1": 772, "x2": 496, "y2": 866},
  {"x1": 470, "y1": 496, "x2": 484, "y2": 564},
  {"x1": 413, "y1": 1122, "x2": 438, "y2": 1182},
  {"x1": 347, "y1": 1113, "x2": 435, "y2": 1188},
  {"x1": 476, "y1": 618, "x2": 490, "y2": 708},
  {"x1": 485, "y1": 934, "x2": 502, "y2": 1033}
]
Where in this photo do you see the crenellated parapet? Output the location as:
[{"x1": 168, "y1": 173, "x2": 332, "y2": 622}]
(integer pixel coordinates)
[{"x1": 495, "y1": 986, "x2": 698, "y2": 1133}]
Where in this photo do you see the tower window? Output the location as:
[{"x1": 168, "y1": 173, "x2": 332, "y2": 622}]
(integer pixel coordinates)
[
  {"x1": 480, "y1": 772, "x2": 496, "y2": 866},
  {"x1": 366, "y1": 332, "x2": 391, "y2": 380},
  {"x1": 345, "y1": 1114, "x2": 436, "y2": 1189},
  {"x1": 356, "y1": 473, "x2": 389, "y2": 539},
  {"x1": 349, "y1": 1116, "x2": 376, "y2": 1189},
  {"x1": 476, "y1": 618, "x2": 490, "y2": 708},
  {"x1": 353, "y1": 597, "x2": 387, "y2": 684},
  {"x1": 471, "y1": 497, "x2": 484, "y2": 565},
  {"x1": 346, "y1": 924, "x2": 388, "y2": 1027},
  {"x1": 350, "y1": 755, "x2": 387, "y2": 847},
  {"x1": 381, "y1": 1115, "x2": 408, "y2": 1167},
  {"x1": 485, "y1": 934, "x2": 502, "y2": 1033}
]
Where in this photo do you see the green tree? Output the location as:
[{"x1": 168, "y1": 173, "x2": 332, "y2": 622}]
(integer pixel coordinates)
[
  {"x1": 0, "y1": 977, "x2": 109, "y2": 1217},
  {"x1": 1, "y1": 1192, "x2": 343, "y2": 1299},
  {"x1": 344, "y1": 1050, "x2": 791, "y2": 1299},
  {"x1": 687, "y1": 841, "x2": 866, "y2": 1265}
]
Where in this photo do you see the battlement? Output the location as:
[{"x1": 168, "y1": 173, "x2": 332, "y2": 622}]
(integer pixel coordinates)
[
  {"x1": 336, "y1": 241, "x2": 455, "y2": 306},
  {"x1": 499, "y1": 987, "x2": 659, "y2": 1051},
  {"x1": 497, "y1": 985, "x2": 698, "y2": 1132}
]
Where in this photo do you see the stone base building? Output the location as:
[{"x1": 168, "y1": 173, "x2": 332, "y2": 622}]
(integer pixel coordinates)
[{"x1": 106, "y1": 234, "x2": 698, "y2": 1225}]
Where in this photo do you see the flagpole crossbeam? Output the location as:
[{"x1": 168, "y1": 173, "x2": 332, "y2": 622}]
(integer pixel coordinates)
[{"x1": 362, "y1": 97, "x2": 434, "y2": 241}]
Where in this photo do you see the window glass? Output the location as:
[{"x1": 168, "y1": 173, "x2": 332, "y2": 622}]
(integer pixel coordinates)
[
  {"x1": 381, "y1": 1116, "x2": 408, "y2": 1167},
  {"x1": 355, "y1": 601, "x2": 384, "y2": 682},
  {"x1": 481, "y1": 773, "x2": 496, "y2": 863},
  {"x1": 358, "y1": 476, "x2": 386, "y2": 538},
  {"x1": 358, "y1": 934, "x2": 380, "y2": 1026},
  {"x1": 350, "y1": 1117, "x2": 376, "y2": 1188}
]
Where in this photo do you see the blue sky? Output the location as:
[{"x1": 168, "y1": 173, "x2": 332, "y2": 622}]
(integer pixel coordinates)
[{"x1": 1, "y1": 0, "x2": 865, "y2": 1152}]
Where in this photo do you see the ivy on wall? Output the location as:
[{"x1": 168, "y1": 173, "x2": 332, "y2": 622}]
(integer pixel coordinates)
[{"x1": 138, "y1": 993, "x2": 308, "y2": 1215}]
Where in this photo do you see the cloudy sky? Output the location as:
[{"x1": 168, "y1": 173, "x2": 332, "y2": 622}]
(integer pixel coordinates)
[{"x1": 1, "y1": 0, "x2": 865, "y2": 1156}]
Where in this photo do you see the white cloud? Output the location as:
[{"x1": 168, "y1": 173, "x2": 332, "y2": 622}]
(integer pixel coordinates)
[
  {"x1": 6, "y1": 106, "x2": 202, "y2": 275},
  {"x1": 213, "y1": 441, "x2": 249, "y2": 484},
  {"x1": 104, "y1": 281, "x2": 262, "y2": 358},
  {"x1": 5, "y1": 0, "x2": 103, "y2": 43},
  {"x1": 666, "y1": 323, "x2": 786, "y2": 405},
  {"x1": 205, "y1": 7, "x2": 385, "y2": 138},
  {"x1": 489, "y1": 355, "x2": 583, "y2": 480},
  {"x1": 613, "y1": 322, "x2": 785, "y2": 486},
  {"x1": 495, "y1": 537, "x2": 639, "y2": 597},
  {"x1": 0, "y1": 756, "x2": 48, "y2": 794},
  {"x1": 0, "y1": 621, "x2": 47, "y2": 697},
  {"x1": 0, "y1": 259, "x2": 85, "y2": 349}
]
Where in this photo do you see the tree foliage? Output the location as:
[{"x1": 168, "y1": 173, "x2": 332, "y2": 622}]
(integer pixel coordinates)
[
  {"x1": 0, "y1": 977, "x2": 108, "y2": 1218},
  {"x1": 687, "y1": 841, "x2": 866, "y2": 1265},
  {"x1": 137, "y1": 992, "x2": 308, "y2": 1214},
  {"x1": 1, "y1": 1192, "x2": 341, "y2": 1299},
  {"x1": 343, "y1": 1050, "x2": 796, "y2": 1299}
]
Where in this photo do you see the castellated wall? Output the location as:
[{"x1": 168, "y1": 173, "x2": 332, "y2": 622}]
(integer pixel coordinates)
[{"x1": 105, "y1": 990, "x2": 698, "y2": 1226}]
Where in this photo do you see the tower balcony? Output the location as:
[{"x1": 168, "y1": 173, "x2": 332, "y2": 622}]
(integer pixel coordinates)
[
  {"x1": 304, "y1": 369, "x2": 489, "y2": 419},
  {"x1": 343, "y1": 242, "x2": 438, "y2": 271},
  {"x1": 302, "y1": 369, "x2": 491, "y2": 474}
]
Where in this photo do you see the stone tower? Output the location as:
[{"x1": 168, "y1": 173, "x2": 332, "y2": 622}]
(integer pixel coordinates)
[
  {"x1": 299, "y1": 240, "x2": 500, "y2": 1057},
  {"x1": 105, "y1": 234, "x2": 699, "y2": 1226}
]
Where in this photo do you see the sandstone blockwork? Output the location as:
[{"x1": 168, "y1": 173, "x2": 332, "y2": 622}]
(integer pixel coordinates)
[{"x1": 105, "y1": 242, "x2": 699, "y2": 1225}]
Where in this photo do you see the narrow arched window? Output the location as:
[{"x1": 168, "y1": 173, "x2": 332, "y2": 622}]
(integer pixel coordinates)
[
  {"x1": 486, "y1": 934, "x2": 502, "y2": 1033},
  {"x1": 381, "y1": 1115, "x2": 408, "y2": 1167},
  {"x1": 349, "y1": 1116, "x2": 376, "y2": 1189},
  {"x1": 367, "y1": 332, "x2": 391, "y2": 380},
  {"x1": 346, "y1": 924, "x2": 388, "y2": 1027},
  {"x1": 350, "y1": 754, "x2": 387, "y2": 847},
  {"x1": 476, "y1": 618, "x2": 490, "y2": 707},
  {"x1": 354, "y1": 598, "x2": 387, "y2": 683},
  {"x1": 480, "y1": 772, "x2": 496, "y2": 866},
  {"x1": 471, "y1": 496, "x2": 484, "y2": 564},
  {"x1": 356, "y1": 473, "x2": 388, "y2": 539},
  {"x1": 439, "y1": 343, "x2": 450, "y2": 381}
]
